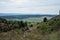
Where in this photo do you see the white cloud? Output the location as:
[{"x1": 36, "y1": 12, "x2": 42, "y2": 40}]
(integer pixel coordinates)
[{"x1": 0, "y1": 0, "x2": 60, "y2": 15}]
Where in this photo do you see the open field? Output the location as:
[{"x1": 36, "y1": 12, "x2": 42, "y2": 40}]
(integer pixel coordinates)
[{"x1": 7, "y1": 16, "x2": 52, "y2": 23}]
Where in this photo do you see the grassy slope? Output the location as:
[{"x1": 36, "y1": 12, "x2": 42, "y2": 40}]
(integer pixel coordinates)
[{"x1": 0, "y1": 15, "x2": 60, "y2": 40}]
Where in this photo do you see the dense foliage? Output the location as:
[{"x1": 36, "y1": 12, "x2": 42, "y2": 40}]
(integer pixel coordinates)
[{"x1": 0, "y1": 17, "x2": 28, "y2": 32}]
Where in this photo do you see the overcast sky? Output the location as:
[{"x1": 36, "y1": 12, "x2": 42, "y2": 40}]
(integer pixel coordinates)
[{"x1": 0, "y1": 0, "x2": 60, "y2": 15}]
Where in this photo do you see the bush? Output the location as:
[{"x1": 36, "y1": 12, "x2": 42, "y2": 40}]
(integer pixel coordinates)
[
  {"x1": 24, "y1": 22, "x2": 27, "y2": 27},
  {"x1": 37, "y1": 22, "x2": 40, "y2": 25},
  {"x1": 30, "y1": 24, "x2": 33, "y2": 27},
  {"x1": 37, "y1": 26, "x2": 40, "y2": 29}
]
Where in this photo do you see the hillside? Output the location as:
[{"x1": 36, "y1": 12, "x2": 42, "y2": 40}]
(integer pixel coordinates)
[
  {"x1": 48, "y1": 15, "x2": 60, "y2": 28},
  {"x1": 0, "y1": 15, "x2": 60, "y2": 40}
]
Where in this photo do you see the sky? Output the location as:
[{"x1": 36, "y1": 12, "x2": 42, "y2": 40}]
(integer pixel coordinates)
[{"x1": 0, "y1": 0, "x2": 60, "y2": 15}]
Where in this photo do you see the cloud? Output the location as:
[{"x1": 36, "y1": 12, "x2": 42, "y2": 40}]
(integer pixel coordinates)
[{"x1": 0, "y1": 0, "x2": 60, "y2": 15}]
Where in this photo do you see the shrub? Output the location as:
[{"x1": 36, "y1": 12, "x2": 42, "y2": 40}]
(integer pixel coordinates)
[
  {"x1": 30, "y1": 24, "x2": 33, "y2": 27},
  {"x1": 37, "y1": 22, "x2": 40, "y2": 25},
  {"x1": 37, "y1": 26, "x2": 40, "y2": 29},
  {"x1": 24, "y1": 22, "x2": 27, "y2": 27}
]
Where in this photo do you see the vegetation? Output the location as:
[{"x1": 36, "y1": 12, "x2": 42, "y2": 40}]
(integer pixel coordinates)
[
  {"x1": 37, "y1": 15, "x2": 60, "y2": 34},
  {"x1": 0, "y1": 17, "x2": 7, "y2": 23},
  {"x1": 30, "y1": 24, "x2": 33, "y2": 27},
  {"x1": 0, "y1": 15, "x2": 60, "y2": 40},
  {"x1": 0, "y1": 17, "x2": 28, "y2": 32},
  {"x1": 43, "y1": 17, "x2": 47, "y2": 22}
]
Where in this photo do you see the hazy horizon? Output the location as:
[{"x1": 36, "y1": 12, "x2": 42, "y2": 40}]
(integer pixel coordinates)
[{"x1": 0, "y1": 12, "x2": 59, "y2": 15}]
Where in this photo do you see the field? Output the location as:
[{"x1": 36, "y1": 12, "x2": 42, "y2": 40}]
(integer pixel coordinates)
[
  {"x1": 22, "y1": 16, "x2": 52, "y2": 22},
  {"x1": 7, "y1": 16, "x2": 52, "y2": 23}
]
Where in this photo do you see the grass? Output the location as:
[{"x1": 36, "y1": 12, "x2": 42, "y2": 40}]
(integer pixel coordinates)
[{"x1": 0, "y1": 29, "x2": 60, "y2": 40}]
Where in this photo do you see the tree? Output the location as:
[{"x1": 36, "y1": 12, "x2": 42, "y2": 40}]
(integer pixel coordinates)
[
  {"x1": 43, "y1": 17, "x2": 47, "y2": 22},
  {"x1": 19, "y1": 21, "x2": 25, "y2": 28}
]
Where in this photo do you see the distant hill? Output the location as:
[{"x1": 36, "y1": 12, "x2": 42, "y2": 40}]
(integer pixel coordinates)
[
  {"x1": 0, "y1": 15, "x2": 56, "y2": 19},
  {"x1": 0, "y1": 13, "x2": 14, "y2": 16}
]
